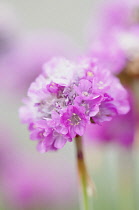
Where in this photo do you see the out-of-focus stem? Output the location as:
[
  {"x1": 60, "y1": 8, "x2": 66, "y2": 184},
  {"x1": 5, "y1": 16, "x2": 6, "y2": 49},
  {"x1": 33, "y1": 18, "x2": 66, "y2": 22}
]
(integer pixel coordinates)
[
  {"x1": 75, "y1": 135, "x2": 94, "y2": 210},
  {"x1": 118, "y1": 148, "x2": 137, "y2": 210}
]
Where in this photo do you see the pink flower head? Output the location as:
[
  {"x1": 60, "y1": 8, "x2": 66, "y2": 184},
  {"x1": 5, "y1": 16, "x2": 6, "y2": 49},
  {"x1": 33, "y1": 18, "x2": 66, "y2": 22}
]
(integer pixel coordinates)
[
  {"x1": 87, "y1": 0, "x2": 139, "y2": 75},
  {"x1": 88, "y1": 0, "x2": 139, "y2": 39},
  {"x1": 100, "y1": 1, "x2": 131, "y2": 32},
  {"x1": 101, "y1": 0, "x2": 139, "y2": 32},
  {"x1": 19, "y1": 56, "x2": 130, "y2": 152}
]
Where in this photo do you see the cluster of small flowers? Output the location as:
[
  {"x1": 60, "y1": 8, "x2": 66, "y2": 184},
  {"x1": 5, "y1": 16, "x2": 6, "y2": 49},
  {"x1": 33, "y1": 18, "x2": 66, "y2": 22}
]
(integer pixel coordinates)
[{"x1": 20, "y1": 57, "x2": 129, "y2": 152}]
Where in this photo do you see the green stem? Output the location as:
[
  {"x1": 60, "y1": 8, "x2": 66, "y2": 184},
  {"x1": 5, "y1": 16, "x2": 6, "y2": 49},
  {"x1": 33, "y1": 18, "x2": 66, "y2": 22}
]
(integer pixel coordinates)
[
  {"x1": 75, "y1": 135, "x2": 94, "y2": 210},
  {"x1": 118, "y1": 148, "x2": 137, "y2": 210}
]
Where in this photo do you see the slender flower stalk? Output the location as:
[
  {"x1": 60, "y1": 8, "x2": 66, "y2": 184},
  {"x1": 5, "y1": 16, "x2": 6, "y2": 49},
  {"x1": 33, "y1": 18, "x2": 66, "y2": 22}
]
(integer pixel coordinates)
[{"x1": 75, "y1": 135, "x2": 94, "y2": 210}]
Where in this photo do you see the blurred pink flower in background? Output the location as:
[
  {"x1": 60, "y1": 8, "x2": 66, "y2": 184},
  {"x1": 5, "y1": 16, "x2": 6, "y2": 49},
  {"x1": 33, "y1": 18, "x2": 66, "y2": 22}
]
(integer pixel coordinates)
[
  {"x1": 87, "y1": 0, "x2": 139, "y2": 75},
  {"x1": 87, "y1": 0, "x2": 139, "y2": 39},
  {"x1": 0, "y1": 126, "x2": 77, "y2": 209},
  {"x1": 0, "y1": 31, "x2": 80, "y2": 95},
  {"x1": 88, "y1": 39, "x2": 127, "y2": 74},
  {"x1": 0, "y1": 3, "x2": 80, "y2": 96},
  {"x1": 97, "y1": 0, "x2": 139, "y2": 33}
]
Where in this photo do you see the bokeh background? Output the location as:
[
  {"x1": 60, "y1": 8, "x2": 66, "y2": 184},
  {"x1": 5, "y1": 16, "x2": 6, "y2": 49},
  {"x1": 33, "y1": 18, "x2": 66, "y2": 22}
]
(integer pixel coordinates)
[{"x1": 0, "y1": 0, "x2": 139, "y2": 209}]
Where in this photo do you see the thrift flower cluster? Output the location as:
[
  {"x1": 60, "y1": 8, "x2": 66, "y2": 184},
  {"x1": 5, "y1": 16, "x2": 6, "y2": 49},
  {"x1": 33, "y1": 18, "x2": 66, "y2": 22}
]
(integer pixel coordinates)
[{"x1": 20, "y1": 57, "x2": 129, "y2": 152}]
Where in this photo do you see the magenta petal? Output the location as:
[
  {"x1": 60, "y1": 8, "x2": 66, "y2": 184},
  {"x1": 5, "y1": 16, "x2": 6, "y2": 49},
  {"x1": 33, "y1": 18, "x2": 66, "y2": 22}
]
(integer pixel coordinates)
[
  {"x1": 68, "y1": 126, "x2": 76, "y2": 138},
  {"x1": 89, "y1": 106, "x2": 99, "y2": 117},
  {"x1": 75, "y1": 124, "x2": 85, "y2": 136},
  {"x1": 43, "y1": 134, "x2": 54, "y2": 146},
  {"x1": 56, "y1": 126, "x2": 68, "y2": 135},
  {"x1": 35, "y1": 120, "x2": 48, "y2": 128},
  {"x1": 79, "y1": 79, "x2": 92, "y2": 91},
  {"x1": 54, "y1": 135, "x2": 67, "y2": 149},
  {"x1": 37, "y1": 141, "x2": 46, "y2": 153},
  {"x1": 30, "y1": 130, "x2": 42, "y2": 140}
]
